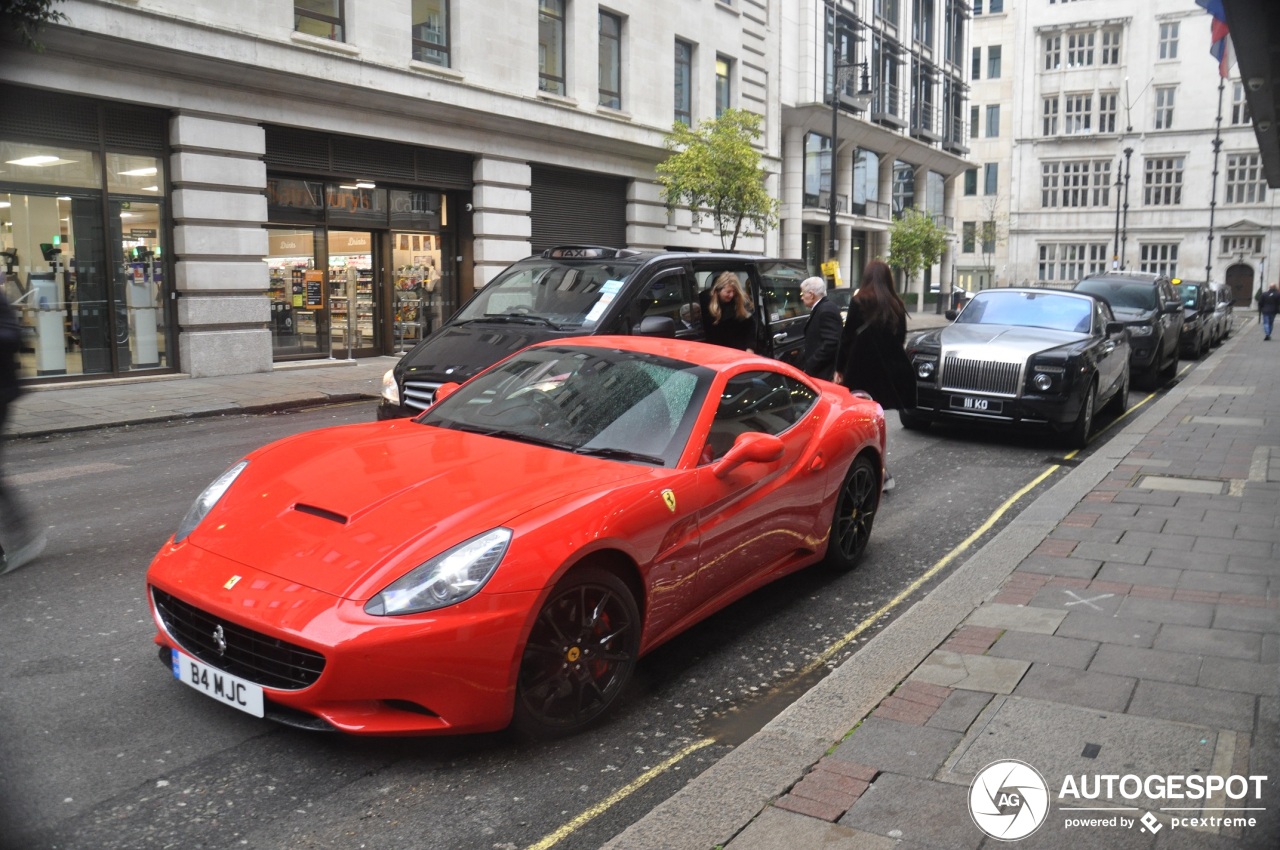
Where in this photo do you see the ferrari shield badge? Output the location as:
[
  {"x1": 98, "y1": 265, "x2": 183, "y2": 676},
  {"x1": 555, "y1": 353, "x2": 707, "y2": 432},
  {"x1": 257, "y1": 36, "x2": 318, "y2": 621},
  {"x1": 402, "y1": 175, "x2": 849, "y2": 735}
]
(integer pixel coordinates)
[
  {"x1": 224, "y1": 575, "x2": 242, "y2": 590},
  {"x1": 661, "y1": 489, "x2": 677, "y2": 513}
]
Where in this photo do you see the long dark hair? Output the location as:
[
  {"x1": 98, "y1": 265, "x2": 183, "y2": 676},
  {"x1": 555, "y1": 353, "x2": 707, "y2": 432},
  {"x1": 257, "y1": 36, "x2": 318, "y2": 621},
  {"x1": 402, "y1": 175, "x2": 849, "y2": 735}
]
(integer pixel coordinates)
[{"x1": 855, "y1": 260, "x2": 906, "y2": 330}]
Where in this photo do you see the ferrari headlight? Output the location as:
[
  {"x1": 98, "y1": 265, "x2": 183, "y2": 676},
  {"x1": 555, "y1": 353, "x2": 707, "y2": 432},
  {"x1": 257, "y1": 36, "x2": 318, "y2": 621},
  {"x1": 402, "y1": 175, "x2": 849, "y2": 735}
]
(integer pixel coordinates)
[
  {"x1": 381, "y1": 368, "x2": 400, "y2": 405},
  {"x1": 365, "y1": 528, "x2": 512, "y2": 616},
  {"x1": 174, "y1": 461, "x2": 248, "y2": 543}
]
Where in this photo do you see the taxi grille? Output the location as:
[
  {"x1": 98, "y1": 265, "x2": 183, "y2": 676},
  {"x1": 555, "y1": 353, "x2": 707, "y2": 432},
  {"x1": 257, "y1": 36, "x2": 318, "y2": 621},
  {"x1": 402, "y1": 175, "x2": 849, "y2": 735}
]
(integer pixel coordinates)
[
  {"x1": 152, "y1": 587, "x2": 326, "y2": 690},
  {"x1": 402, "y1": 379, "x2": 441, "y2": 412},
  {"x1": 941, "y1": 356, "x2": 1021, "y2": 397}
]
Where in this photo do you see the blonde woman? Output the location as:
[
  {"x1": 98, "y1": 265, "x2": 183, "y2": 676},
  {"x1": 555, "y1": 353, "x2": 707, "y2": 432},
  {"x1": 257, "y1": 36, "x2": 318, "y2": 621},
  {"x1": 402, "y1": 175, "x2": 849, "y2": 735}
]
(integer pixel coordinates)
[{"x1": 701, "y1": 272, "x2": 757, "y2": 352}]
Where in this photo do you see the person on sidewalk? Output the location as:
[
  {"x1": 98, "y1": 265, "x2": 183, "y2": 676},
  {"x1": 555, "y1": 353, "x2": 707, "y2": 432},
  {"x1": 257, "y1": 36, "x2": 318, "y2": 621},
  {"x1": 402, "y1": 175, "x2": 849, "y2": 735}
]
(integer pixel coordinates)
[
  {"x1": 1259, "y1": 283, "x2": 1280, "y2": 340},
  {"x1": 700, "y1": 272, "x2": 758, "y2": 352},
  {"x1": 0, "y1": 287, "x2": 46, "y2": 575},
  {"x1": 799, "y1": 276, "x2": 842, "y2": 380},
  {"x1": 834, "y1": 260, "x2": 917, "y2": 492}
]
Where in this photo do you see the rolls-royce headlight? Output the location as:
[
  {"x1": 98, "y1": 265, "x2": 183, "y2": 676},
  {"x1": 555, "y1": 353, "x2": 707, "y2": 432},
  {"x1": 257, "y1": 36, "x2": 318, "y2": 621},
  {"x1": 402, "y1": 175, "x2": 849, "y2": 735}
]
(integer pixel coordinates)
[
  {"x1": 365, "y1": 528, "x2": 512, "y2": 616},
  {"x1": 1032, "y1": 373, "x2": 1054, "y2": 392},
  {"x1": 914, "y1": 357, "x2": 937, "y2": 380},
  {"x1": 1029, "y1": 364, "x2": 1065, "y2": 393}
]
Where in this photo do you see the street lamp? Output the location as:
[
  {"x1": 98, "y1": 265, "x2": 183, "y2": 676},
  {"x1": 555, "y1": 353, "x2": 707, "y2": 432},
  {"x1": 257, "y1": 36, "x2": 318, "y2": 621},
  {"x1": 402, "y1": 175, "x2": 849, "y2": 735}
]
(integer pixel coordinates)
[{"x1": 827, "y1": 59, "x2": 871, "y2": 273}]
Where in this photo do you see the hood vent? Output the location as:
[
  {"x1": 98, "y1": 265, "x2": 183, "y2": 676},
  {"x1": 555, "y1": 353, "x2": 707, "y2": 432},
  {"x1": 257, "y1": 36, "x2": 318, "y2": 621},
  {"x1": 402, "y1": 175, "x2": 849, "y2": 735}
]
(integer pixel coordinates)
[{"x1": 293, "y1": 503, "x2": 349, "y2": 525}]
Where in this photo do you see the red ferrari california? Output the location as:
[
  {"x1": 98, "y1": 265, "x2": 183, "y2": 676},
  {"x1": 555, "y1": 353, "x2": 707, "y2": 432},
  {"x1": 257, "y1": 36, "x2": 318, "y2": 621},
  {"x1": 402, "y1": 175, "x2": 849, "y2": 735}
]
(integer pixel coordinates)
[{"x1": 146, "y1": 337, "x2": 886, "y2": 737}]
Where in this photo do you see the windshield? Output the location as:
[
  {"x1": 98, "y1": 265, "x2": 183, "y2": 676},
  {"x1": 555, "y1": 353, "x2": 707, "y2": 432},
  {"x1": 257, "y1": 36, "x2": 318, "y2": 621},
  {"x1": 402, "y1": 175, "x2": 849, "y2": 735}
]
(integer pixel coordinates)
[
  {"x1": 1075, "y1": 279, "x2": 1158, "y2": 311},
  {"x1": 454, "y1": 257, "x2": 645, "y2": 329},
  {"x1": 420, "y1": 346, "x2": 714, "y2": 466},
  {"x1": 1176, "y1": 285, "x2": 1201, "y2": 307},
  {"x1": 957, "y1": 290, "x2": 1094, "y2": 334}
]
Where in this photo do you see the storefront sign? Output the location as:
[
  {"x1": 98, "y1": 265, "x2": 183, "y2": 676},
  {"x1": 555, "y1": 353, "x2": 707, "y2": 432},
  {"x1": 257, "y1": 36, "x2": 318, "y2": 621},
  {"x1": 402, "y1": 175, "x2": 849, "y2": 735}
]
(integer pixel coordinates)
[
  {"x1": 130, "y1": 228, "x2": 157, "y2": 238},
  {"x1": 328, "y1": 231, "x2": 372, "y2": 253},
  {"x1": 304, "y1": 270, "x2": 325, "y2": 309}
]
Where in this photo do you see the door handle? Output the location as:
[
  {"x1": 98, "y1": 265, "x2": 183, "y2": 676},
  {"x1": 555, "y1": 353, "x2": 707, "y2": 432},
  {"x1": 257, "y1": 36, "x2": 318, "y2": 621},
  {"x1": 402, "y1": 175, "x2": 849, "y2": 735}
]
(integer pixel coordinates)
[{"x1": 773, "y1": 333, "x2": 787, "y2": 342}]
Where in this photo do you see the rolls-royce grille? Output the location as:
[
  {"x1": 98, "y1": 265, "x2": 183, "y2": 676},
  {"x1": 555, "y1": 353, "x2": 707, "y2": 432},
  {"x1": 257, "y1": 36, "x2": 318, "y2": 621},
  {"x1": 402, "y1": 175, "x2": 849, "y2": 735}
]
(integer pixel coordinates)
[
  {"x1": 402, "y1": 379, "x2": 441, "y2": 412},
  {"x1": 941, "y1": 356, "x2": 1021, "y2": 397},
  {"x1": 152, "y1": 587, "x2": 325, "y2": 690}
]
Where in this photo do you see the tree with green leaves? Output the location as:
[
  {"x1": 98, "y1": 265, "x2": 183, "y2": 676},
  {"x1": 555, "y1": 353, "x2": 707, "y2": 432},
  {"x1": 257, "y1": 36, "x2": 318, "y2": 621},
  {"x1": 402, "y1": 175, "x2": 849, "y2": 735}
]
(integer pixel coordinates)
[
  {"x1": 2, "y1": 0, "x2": 68, "y2": 50},
  {"x1": 656, "y1": 108, "x2": 779, "y2": 252},
  {"x1": 887, "y1": 208, "x2": 949, "y2": 310}
]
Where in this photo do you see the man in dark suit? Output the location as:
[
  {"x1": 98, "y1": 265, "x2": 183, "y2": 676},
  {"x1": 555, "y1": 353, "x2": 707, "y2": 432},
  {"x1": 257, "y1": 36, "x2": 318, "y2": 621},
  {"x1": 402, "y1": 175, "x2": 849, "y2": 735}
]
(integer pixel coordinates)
[{"x1": 799, "y1": 276, "x2": 842, "y2": 380}]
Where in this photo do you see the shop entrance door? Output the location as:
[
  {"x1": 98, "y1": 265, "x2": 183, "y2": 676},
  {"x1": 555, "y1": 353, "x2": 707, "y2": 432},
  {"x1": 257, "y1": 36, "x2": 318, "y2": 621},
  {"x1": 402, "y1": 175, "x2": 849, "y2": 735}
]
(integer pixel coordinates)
[
  {"x1": 328, "y1": 230, "x2": 379, "y2": 358},
  {"x1": 389, "y1": 230, "x2": 446, "y2": 353}
]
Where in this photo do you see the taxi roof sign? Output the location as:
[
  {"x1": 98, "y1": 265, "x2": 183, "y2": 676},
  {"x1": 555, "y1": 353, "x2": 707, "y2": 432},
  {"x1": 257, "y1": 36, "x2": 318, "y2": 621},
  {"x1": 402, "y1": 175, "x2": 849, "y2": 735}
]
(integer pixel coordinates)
[{"x1": 541, "y1": 246, "x2": 639, "y2": 260}]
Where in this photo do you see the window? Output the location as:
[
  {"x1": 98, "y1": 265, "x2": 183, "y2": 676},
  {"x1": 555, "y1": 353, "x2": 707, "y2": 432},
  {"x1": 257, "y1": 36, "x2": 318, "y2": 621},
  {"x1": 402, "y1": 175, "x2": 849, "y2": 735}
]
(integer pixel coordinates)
[
  {"x1": 1158, "y1": 21, "x2": 1179, "y2": 59},
  {"x1": 973, "y1": 0, "x2": 983, "y2": 15},
  {"x1": 1042, "y1": 161, "x2": 1110, "y2": 209},
  {"x1": 539, "y1": 0, "x2": 566, "y2": 96},
  {"x1": 984, "y1": 162, "x2": 998, "y2": 195},
  {"x1": 1042, "y1": 96, "x2": 1059, "y2": 135},
  {"x1": 1100, "y1": 27, "x2": 1122, "y2": 65},
  {"x1": 1044, "y1": 35, "x2": 1061, "y2": 71},
  {"x1": 962, "y1": 221, "x2": 976, "y2": 253},
  {"x1": 1064, "y1": 94, "x2": 1091, "y2": 134},
  {"x1": 411, "y1": 0, "x2": 449, "y2": 65},
  {"x1": 892, "y1": 160, "x2": 915, "y2": 216},
  {"x1": 674, "y1": 40, "x2": 693, "y2": 125},
  {"x1": 876, "y1": 0, "x2": 901, "y2": 24},
  {"x1": 1067, "y1": 31, "x2": 1094, "y2": 67},
  {"x1": 1098, "y1": 91, "x2": 1118, "y2": 134},
  {"x1": 1226, "y1": 153, "x2": 1267, "y2": 204},
  {"x1": 1222, "y1": 235, "x2": 1262, "y2": 256},
  {"x1": 985, "y1": 105, "x2": 1000, "y2": 137},
  {"x1": 970, "y1": 104, "x2": 980, "y2": 138},
  {"x1": 1041, "y1": 162, "x2": 1060, "y2": 207},
  {"x1": 803, "y1": 132, "x2": 832, "y2": 208},
  {"x1": 705, "y1": 372, "x2": 816, "y2": 461},
  {"x1": 913, "y1": 0, "x2": 935, "y2": 45},
  {"x1": 1090, "y1": 160, "x2": 1113, "y2": 207},
  {"x1": 295, "y1": 0, "x2": 343, "y2": 41},
  {"x1": 716, "y1": 57, "x2": 733, "y2": 117},
  {"x1": 1039, "y1": 243, "x2": 1108, "y2": 282},
  {"x1": 972, "y1": 46, "x2": 981, "y2": 80},
  {"x1": 853, "y1": 149, "x2": 881, "y2": 211},
  {"x1": 964, "y1": 167, "x2": 977, "y2": 195},
  {"x1": 987, "y1": 45, "x2": 1002, "y2": 79},
  {"x1": 1140, "y1": 243, "x2": 1178, "y2": 277},
  {"x1": 989, "y1": 0, "x2": 1003, "y2": 11},
  {"x1": 598, "y1": 11, "x2": 622, "y2": 109},
  {"x1": 1154, "y1": 86, "x2": 1175, "y2": 130},
  {"x1": 1232, "y1": 81, "x2": 1252, "y2": 125},
  {"x1": 1144, "y1": 157, "x2": 1184, "y2": 206}
]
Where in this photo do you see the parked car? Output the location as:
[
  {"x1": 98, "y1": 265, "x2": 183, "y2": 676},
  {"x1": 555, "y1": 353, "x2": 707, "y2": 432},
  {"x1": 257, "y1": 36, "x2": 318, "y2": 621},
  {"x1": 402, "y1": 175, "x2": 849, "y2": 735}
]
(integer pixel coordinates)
[
  {"x1": 1171, "y1": 279, "x2": 1216, "y2": 359},
  {"x1": 148, "y1": 337, "x2": 886, "y2": 737},
  {"x1": 901, "y1": 288, "x2": 1130, "y2": 448},
  {"x1": 1073, "y1": 272, "x2": 1183, "y2": 389},
  {"x1": 1210, "y1": 281, "x2": 1235, "y2": 344},
  {"x1": 377, "y1": 246, "x2": 811, "y2": 419}
]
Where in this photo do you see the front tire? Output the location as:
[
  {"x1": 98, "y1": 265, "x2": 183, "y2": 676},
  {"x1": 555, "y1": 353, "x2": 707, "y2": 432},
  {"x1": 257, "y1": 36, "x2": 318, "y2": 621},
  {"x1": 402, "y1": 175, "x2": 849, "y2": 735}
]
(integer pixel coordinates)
[
  {"x1": 512, "y1": 567, "x2": 640, "y2": 739},
  {"x1": 1106, "y1": 366, "x2": 1130, "y2": 417},
  {"x1": 1067, "y1": 379, "x2": 1097, "y2": 449},
  {"x1": 824, "y1": 454, "x2": 880, "y2": 572},
  {"x1": 899, "y1": 408, "x2": 931, "y2": 431}
]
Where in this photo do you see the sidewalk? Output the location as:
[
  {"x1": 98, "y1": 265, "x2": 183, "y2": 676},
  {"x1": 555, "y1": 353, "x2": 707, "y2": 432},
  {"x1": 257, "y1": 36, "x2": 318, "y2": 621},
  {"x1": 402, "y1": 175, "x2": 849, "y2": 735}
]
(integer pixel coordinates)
[{"x1": 604, "y1": 317, "x2": 1279, "y2": 850}]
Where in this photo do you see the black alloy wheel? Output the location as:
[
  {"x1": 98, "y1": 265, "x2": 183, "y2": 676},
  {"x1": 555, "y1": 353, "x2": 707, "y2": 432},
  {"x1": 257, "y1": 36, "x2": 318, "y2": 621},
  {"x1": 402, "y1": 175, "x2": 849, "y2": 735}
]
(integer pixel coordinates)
[
  {"x1": 825, "y1": 454, "x2": 880, "y2": 572},
  {"x1": 512, "y1": 567, "x2": 640, "y2": 738}
]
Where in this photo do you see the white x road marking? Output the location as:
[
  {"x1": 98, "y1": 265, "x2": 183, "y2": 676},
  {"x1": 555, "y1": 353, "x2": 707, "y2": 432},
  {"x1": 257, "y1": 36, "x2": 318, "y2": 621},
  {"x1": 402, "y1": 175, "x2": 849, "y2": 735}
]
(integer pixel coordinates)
[{"x1": 1062, "y1": 590, "x2": 1114, "y2": 611}]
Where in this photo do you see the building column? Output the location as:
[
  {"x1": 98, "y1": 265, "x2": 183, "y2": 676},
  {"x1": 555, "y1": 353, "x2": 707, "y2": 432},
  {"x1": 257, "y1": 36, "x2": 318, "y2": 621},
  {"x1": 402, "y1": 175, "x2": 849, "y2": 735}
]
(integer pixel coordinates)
[
  {"x1": 941, "y1": 174, "x2": 956, "y2": 306},
  {"x1": 170, "y1": 113, "x2": 270, "y2": 377},
  {"x1": 910, "y1": 165, "x2": 927, "y2": 312},
  {"x1": 780, "y1": 124, "x2": 806, "y2": 262},
  {"x1": 876, "y1": 155, "x2": 894, "y2": 258},
  {"x1": 472, "y1": 156, "x2": 531, "y2": 288}
]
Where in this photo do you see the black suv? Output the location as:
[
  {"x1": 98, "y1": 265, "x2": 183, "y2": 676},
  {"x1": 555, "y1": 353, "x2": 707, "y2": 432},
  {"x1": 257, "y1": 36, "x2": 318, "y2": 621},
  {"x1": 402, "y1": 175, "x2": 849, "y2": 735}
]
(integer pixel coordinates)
[
  {"x1": 1171, "y1": 279, "x2": 1215, "y2": 359},
  {"x1": 1073, "y1": 272, "x2": 1183, "y2": 389},
  {"x1": 377, "y1": 246, "x2": 812, "y2": 418}
]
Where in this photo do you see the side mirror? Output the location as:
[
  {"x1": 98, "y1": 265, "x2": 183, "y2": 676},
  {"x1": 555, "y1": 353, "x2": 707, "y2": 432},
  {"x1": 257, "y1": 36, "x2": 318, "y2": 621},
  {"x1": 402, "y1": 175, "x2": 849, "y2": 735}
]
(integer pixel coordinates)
[
  {"x1": 713, "y1": 432, "x2": 785, "y2": 479},
  {"x1": 1105, "y1": 321, "x2": 1126, "y2": 337},
  {"x1": 636, "y1": 315, "x2": 677, "y2": 337},
  {"x1": 433, "y1": 382, "x2": 461, "y2": 403},
  {"x1": 1164, "y1": 302, "x2": 1183, "y2": 315},
  {"x1": 944, "y1": 309, "x2": 958, "y2": 321}
]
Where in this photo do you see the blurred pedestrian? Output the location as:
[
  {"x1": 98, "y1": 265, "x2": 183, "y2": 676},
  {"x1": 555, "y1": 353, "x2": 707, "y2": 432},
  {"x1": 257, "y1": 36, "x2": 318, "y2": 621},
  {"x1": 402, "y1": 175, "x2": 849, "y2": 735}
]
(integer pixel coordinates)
[
  {"x1": 1259, "y1": 284, "x2": 1280, "y2": 341},
  {"x1": 834, "y1": 260, "x2": 917, "y2": 492},
  {"x1": 1, "y1": 287, "x2": 45, "y2": 574},
  {"x1": 701, "y1": 272, "x2": 757, "y2": 352},
  {"x1": 799, "y1": 276, "x2": 842, "y2": 380}
]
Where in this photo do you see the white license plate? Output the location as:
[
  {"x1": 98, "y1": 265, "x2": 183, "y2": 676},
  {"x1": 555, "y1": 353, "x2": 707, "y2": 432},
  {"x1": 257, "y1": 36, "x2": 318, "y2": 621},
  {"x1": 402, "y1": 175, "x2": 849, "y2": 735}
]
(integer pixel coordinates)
[
  {"x1": 171, "y1": 649, "x2": 265, "y2": 718},
  {"x1": 951, "y1": 395, "x2": 1003, "y2": 414}
]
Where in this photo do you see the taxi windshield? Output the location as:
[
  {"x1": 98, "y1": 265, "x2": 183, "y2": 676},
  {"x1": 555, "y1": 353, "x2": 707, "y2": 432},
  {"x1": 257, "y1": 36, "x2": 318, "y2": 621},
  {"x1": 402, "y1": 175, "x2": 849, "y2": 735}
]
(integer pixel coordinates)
[{"x1": 455, "y1": 257, "x2": 645, "y2": 329}]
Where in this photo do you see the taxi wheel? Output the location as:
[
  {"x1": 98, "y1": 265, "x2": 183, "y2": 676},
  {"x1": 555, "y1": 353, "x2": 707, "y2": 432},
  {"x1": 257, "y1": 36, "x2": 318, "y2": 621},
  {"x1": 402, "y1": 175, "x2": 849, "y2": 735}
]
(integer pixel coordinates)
[
  {"x1": 825, "y1": 454, "x2": 879, "y2": 572},
  {"x1": 512, "y1": 567, "x2": 640, "y2": 739}
]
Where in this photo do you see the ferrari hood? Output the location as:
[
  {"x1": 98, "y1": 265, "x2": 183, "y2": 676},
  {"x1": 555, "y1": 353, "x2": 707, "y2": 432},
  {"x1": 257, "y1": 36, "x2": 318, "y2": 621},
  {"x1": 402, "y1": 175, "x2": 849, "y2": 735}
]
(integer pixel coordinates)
[
  {"x1": 940, "y1": 324, "x2": 1084, "y2": 360},
  {"x1": 187, "y1": 420, "x2": 649, "y2": 600}
]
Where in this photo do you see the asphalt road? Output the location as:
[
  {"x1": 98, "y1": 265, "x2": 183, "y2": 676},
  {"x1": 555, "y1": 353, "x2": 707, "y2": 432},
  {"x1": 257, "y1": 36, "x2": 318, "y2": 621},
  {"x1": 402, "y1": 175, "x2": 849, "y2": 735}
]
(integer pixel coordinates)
[{"x1": 0, "y1": 378, "x2": 1165, "y2": 850}]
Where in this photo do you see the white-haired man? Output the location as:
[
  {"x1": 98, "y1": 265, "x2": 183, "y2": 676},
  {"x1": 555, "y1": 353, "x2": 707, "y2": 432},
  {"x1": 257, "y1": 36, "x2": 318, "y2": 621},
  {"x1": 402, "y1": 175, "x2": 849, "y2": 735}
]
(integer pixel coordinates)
[{"x1": 799, "y1": 276, "x2": 842, "y2": 380}]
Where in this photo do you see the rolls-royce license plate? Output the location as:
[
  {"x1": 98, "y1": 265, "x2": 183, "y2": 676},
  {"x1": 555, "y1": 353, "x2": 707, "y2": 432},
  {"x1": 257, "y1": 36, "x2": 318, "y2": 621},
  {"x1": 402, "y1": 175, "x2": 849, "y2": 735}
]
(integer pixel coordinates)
[{"x1": 951, "y1": 395, "x2": 1003, "y2": 414}]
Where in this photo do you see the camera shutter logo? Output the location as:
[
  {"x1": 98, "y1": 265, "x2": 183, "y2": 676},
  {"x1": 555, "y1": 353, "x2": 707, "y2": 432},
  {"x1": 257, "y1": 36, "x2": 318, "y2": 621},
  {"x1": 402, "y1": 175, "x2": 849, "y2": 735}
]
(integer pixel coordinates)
[{"x1": 969, "y1": 760, "x2": 1050, "y2": 841}]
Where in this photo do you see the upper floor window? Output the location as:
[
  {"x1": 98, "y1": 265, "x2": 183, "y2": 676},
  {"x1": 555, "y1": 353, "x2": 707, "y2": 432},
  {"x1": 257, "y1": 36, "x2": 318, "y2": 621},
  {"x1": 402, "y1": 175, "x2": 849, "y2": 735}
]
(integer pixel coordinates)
[
  {"x1": 1098, "y1": 92, "x2": 1118, "y2": 134},
  {"x1": 1067, "y1": 31, "x2": 1094, "y2": 68},
  {"x1": 971, "y1": 46, "x2": 981, "y2": 80},
  {"x1": 876, "y1": 0, "x2": 901, "y2": 26},
  {"x1": 964, "y1": 168, "x2": 978, "y2": 196},
  {"x1": 803, "y1": 132, "x2": 832, "y2": 208},
  {"x1": 987, "y1": 45, "x2": 1002, "y2": 79},
  {"x1": 295, "y1": 0, "x2": 343, "y2": 41},
  {"x1": 1044, "y1": 35, "x2": 1062, "y2": 71},
  {"x1": 598, "y1": 11, "x2": 622, "y2": 109},
  {"x1": 716, "y1": 57, "x2": 733, "y2": 116},
  {"x1": 1100, "y1": 27, "x2": 1122, "y2": 65},
  {"x1": 984, "y1": 162, "x2": 998, "y2": 195},
  {"x1": 973, "y1": 0, "x2": 983, "y2": 15},
  {"x1": 539, "y1": 0, "x2": 567, "y2": 96},
  {"x1": 1064, "y1": 94, "x2": 1092, "y2": 134},
  {"x1": 1223, "y1": 235, "x2": 1262, "y2": 256},
  {"x1": 1158, "y1": 21, "x2": 1179, "y2": 60},
  {"x1": 989, "y1": 0, "x2": 1003, "y2": 11},
  {"x1": 1042, "y1": 96, "x2": 1059, "y2": 135},
  {"x1": 1154, "y1": 86, "x2": 1176, "y2": 130},
  {"x1": 1140, "y1": 243, "x2": 1178, "y2": 277},
  {"x1": 1143, "y1": 156, "x2": 1184, "y2": 206},
  {"x1": 674, "y1": 40, "x2": 693, "y2": 125},
  {"x1": 985, "y1": 105, "x2": 1000, "y2": 137},
  {"x1": 411, "y1": 0, "x2": 449, "y2": 67},
  {"x1": 1232, "y1": 81, "x2": 1252, "y2": 125},
  {"x1": 962, "y1": 221, "x2": 976, "y2": 252},
  {"x1": 1226, "y1": 153, "x2": 1267, "y2": 205},
  {"x1": 913, "y1": 0, "x2": 935, "y2": 45},
  {"x1": 971, "y1": 104, "x2": 980, "y2": 138}
]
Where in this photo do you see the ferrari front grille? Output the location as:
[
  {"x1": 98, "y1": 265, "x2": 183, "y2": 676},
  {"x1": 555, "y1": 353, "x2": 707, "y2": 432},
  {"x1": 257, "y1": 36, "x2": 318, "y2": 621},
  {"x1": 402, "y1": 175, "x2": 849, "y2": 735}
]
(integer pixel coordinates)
[
  {"x1": 940, "y1": 356, "x2": 1021, "y2": 397},
  {"x1": 151, "y1": 587, "x2": 326, "y2": 690}
]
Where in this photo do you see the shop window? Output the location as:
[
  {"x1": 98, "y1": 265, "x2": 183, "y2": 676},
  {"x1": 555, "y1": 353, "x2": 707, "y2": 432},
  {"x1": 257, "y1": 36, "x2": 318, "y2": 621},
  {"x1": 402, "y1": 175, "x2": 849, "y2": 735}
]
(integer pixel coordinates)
[
  {"x1": 295, "y1": 0, "x2": 344, "y2": 41},
  {"x1": 539, "y1": 0, "x2": 566, "y2": 96},
  {"x1": 411, "y1": 0, "x2": 449, "y2": 67}
]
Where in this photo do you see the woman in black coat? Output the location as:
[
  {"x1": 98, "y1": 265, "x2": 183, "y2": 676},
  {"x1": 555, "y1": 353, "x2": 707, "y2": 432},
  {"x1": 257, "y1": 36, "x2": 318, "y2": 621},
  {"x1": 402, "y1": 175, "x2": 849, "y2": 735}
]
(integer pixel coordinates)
[
  {"x1": 701, "y1": 272, "x2": 758, "y2": 352},
  {"x1": 835, "y1": 260, "x2": 916, "y2": 491}
]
